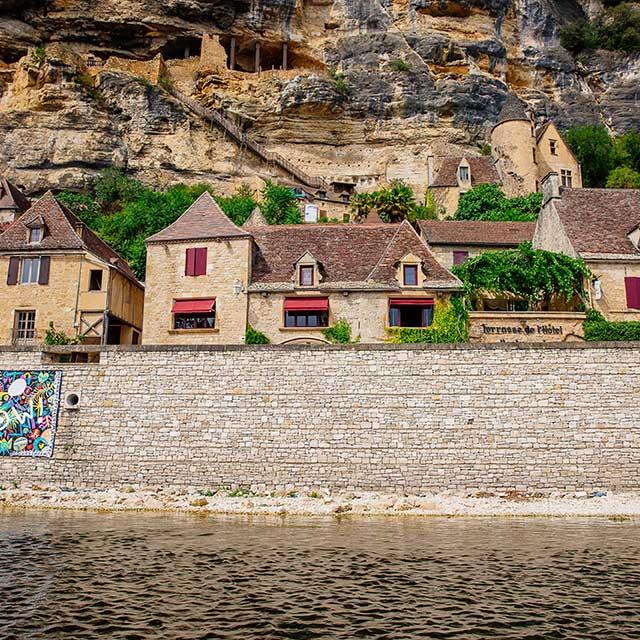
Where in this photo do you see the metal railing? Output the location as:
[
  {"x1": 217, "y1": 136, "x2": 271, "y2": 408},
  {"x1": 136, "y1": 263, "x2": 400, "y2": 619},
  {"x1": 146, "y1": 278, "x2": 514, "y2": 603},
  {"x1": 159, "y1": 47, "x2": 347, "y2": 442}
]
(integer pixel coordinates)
[{"x1": 169, "y1": 88, "x2": 327, "y2": 190}]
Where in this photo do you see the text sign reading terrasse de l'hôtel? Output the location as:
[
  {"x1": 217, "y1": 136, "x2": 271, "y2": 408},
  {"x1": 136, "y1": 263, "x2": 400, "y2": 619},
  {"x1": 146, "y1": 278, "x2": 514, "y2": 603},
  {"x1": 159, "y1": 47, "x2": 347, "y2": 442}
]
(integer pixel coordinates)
[
  {"x1": 481, "y1": 324, "x2": 564, "y2": 336},
  {"x1": 0, "y1": 371, "x2": 62, "y2": 457}
]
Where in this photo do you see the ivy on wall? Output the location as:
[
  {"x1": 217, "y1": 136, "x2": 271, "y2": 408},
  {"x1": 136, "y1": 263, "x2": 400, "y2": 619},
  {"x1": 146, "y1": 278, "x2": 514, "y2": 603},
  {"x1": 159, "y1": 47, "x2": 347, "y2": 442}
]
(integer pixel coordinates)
[
  {"x1": 386, "y1": 298, "x2": 468, "y2": 344},
  {"x1": 451, "y1": 243, "x2": 592, "y2": 310},
  {"x1": 322, "y1": 319, "x2": 359, "y2": 344},
  {"x1": 583, "y1": 310, "x2": 640, "y2": 342},
  {"x1": 245, "y1": 325, "x2": 270, "y2": 344}
]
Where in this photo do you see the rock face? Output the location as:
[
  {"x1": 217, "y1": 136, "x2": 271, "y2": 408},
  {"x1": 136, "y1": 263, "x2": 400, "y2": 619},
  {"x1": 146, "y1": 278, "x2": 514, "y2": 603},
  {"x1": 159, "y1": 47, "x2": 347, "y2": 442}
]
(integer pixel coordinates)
[{"x1": 0, "y1": 0, "x2": 638, "y2": 195}]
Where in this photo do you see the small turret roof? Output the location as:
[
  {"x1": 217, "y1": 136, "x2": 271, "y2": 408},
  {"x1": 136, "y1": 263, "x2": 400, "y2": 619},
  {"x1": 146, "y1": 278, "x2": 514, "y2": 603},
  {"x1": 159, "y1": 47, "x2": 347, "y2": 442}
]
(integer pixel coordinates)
[
  {"x1": 495, "y1": 94, "x2": 529, "y2": 125},
  {"x1": 147, "y1": 192, "x2": 250, "y2": 243}
]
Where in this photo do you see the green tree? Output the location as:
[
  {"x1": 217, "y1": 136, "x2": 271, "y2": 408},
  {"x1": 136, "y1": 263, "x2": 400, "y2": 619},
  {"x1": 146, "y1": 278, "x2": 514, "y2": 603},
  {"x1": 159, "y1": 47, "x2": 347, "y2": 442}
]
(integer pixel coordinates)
[
  {"x1": 564, "y1": 125, "x2": 616, "y2": 187},
  {"x1": 606, "y1": 166, "x2": 640, "y2": 189},
  {"x1": 215, "y1": 185, "x2": 257, "y2": 226},
  {"x1": 454, "y1": 184, "x2": 541, "y2": 221},
  {"x1": 56, "y1": 191, "x2": 103, "y2": 228},
  {"x1": 260, "y1": 181, "x2": 302, "y2": 225},
  {"x1": 94, "y1": 168, "x2": 143, "y2": 210},
  {"x1": 614, "y1": 131, "x2": 640, "y2": 172},
  {"x1": 350, "y1": 180, "x2": 426, "y2": 223}
]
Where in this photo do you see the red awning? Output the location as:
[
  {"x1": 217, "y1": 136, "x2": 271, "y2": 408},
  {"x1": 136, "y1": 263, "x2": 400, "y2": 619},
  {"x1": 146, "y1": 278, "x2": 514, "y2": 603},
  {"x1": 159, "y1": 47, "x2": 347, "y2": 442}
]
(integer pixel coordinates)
[
  {"x1": 284, "y1": 297, "x2": 329, "y2": 312},
  {"x1": 172, "y1": 298, "x2": 216, "y2": 314},
  {"x1": 388, "y1": 298, "x2": 434, "y2": 307}
]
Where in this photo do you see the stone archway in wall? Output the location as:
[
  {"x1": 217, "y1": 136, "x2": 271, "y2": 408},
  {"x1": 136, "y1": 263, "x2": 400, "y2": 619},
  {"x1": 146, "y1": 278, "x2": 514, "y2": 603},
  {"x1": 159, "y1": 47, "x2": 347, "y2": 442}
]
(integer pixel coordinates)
[{"x1": 279, "y1": 337, "x2": 330, "y2": 345}]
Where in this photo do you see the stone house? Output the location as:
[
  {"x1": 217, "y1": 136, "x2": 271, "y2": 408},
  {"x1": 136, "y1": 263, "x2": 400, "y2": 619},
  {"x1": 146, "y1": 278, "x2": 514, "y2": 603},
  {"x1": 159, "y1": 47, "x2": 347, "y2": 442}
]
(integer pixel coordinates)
[
  {"x1": 491, "y1": 95, "x2": 582, "y2": 197},
  {"x1": 533, "y1": 173, "x2": 640, "y2": 322},
  {"x1": 0, "y1": 193, "x2": 144, "y2": 346},
  {"x1": 285, "y1": 182, "x2": 352, "y2": 223},
  {"x1": 143, "y1": 192, "x2": 461, "y2": 345},
  {"x1": 0, "y1": 177, "x2": 30, "y2": 229},
  {"x1": 417, "y1": 220, "x2": 535, "y2": 269},
  {"x1": 427, "y1": 156, "x2": 503, "y2": 217}
]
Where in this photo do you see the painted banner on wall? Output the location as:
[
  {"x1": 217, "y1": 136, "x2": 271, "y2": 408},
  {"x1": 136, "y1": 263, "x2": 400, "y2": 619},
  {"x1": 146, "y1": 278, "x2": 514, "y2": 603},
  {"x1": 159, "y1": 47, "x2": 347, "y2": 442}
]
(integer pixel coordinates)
[{"x1": 0, "y1": 371, "x2": 62, "y2": 457}]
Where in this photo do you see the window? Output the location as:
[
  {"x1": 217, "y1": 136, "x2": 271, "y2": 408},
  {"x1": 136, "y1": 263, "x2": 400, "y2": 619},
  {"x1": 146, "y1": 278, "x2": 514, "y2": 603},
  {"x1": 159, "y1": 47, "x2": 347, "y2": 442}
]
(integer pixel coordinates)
[
  {"x1": 317, "y1": 190, "x2": 327, "y2": 200},
  {"x1": 560, "y1": 169, "x2": 572, "y2": 188},
  {"x1": 20, "y1": 257, "x2": 40, "y2": 284},
  {"x1": 625, "y1": 277, "x2": 640, "y2": 310},
  {"x1": 403, "y1": 264, "x2": 418, "y2": 286},
  {"x1": 185, "y1": 247, "x2": 207, "y2": 276},
  {"x1": 89, "y1": 269, "x2": 103, "y2": 291},
  {"x1": 550, "y1": 139, "x2": 558, "y2": 155},
  {"x1": 453, "y1": 251, "x2": 469, "y2": 265},
  {"x1": 458, "y1": 166, "x2": 470, "y2": 182},
  {"x1": 14, "y1": 310, "x2": 36, "y2": 343},
  {"x1": 29, "y1": 227, "x2": 43, "y2": 244},
  {"x1": 342, "y1": 213, "x2": 350, "y2": 223},
  {"x1": 299, "y1": 265, "x2": 314, "y2": 286},
  {"x1": 340, "y1": 193, "x2": 350, "y2": 204},
  {"x1": 172, "y1": 299, "x2": 216, "y2": 330},
  {"x1": 388, "y1": 299, "x2": 434, "y2": 328},
  {"x1": 285, "y1": 311, "x2": 328, "y2": 328}
]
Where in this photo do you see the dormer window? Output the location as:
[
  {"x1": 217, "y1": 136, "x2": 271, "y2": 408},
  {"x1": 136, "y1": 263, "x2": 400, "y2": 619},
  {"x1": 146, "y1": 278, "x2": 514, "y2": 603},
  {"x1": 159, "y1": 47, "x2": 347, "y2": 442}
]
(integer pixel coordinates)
[
  {"x1": 403, "y1": 264, "x2": 418, "y2": 286},
  {"x1": 458, "y1": 166, "x2": 470, "y2": 182},
  {"x1": 29, "y1": 227, "x2": 43, "y2": 244},
  {"x1": 299, "y1": 265, "x2": 314, "y2": 286}
]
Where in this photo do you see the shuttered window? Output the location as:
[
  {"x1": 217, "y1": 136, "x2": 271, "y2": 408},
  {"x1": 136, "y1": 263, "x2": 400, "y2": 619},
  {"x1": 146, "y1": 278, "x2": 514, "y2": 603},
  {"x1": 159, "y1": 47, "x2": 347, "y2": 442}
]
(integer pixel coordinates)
[
  {"x1": 7, "y1": 257, "x2": 19, "y2": 285},
  {"x1": 38, "y1": 256, "x2": 50, "y2": 285},
  {"x1": 625, "y1": 277, "x2": 640, "y2": 310},
  {"x1": 7, "y1": 256, "x2": 50, "y2": 285},
  {"x1": 185, "y1": 248, "x2": 207, "y2": 276}
]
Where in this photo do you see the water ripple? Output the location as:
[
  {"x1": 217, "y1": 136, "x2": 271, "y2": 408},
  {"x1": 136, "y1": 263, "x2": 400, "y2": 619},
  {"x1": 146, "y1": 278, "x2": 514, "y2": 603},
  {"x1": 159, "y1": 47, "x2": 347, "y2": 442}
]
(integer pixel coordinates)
[{"x1": 0, "y1": 513, "x2": 639, "y2": 639}]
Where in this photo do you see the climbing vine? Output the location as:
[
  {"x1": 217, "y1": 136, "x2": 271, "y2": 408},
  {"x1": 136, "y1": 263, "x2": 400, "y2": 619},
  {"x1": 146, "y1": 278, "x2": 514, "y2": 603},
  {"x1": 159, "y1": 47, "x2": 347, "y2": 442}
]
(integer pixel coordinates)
[
  {"x1": 451, "y1": 243, "x2": 592, "y2": 309},
  {"x1": 386, "y1": 298, "x2": 468, "y2": 344}
]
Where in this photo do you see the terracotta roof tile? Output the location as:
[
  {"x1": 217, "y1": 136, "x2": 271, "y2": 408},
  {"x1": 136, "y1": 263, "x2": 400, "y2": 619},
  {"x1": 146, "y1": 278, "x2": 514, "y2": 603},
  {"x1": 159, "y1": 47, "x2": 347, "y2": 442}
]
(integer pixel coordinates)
[
  {"x1": 0, "y1": 192, "x2": 141, "y2": 283},
  {"x1": 0, "y1": 177, "x2": 30, "y2": 214},
  {"x1": 147, "y1": 191, "x2": 250, "y2": 243},
  {"x1": 554, "y1": 188, "x2": 640, "y2": 256},
  {"x1": 249, "y1": 221, "x2": 460, "y2": 290},
  {"x1": 418, "y1": 220, "x2": 535, "y2": 246},
  {"x1": 430, "y1": 157, "x2": 502, "y2": 188}
]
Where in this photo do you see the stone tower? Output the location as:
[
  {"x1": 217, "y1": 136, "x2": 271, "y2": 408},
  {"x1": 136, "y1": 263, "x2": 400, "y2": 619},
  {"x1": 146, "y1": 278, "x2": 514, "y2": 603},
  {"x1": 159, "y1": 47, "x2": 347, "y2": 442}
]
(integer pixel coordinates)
[{"x1": 490, "y1": 95, "x2": 537, "y2": 197}]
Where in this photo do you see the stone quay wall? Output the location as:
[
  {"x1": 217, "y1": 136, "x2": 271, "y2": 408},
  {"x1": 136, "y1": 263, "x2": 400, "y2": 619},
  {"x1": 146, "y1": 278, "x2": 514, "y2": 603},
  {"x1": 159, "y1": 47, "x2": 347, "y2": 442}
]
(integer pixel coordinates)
[{"x1": 0, "y1": 343, "x2": 639, "y2": 494}]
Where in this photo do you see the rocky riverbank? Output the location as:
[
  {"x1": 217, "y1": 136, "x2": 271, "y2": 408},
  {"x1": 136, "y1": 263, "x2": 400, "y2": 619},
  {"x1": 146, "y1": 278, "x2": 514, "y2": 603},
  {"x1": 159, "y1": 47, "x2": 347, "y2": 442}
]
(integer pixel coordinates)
[{"x1": 1, "y1": 484, "x2": 639, "y2": 519}]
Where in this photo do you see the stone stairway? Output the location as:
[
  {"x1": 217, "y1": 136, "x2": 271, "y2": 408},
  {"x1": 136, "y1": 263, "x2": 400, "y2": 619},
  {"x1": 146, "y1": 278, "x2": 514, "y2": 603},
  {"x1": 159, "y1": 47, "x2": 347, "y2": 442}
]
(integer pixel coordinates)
[{"x1": 169, "y1": 87, "x2": 327, "y2": 190}]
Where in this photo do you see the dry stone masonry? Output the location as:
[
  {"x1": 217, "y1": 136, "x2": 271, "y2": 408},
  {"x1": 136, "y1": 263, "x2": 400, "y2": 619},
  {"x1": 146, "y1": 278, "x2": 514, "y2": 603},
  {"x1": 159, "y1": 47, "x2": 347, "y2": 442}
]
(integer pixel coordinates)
[{"x1": 0, "y1": 343, "x2": 638, "y2": 494}]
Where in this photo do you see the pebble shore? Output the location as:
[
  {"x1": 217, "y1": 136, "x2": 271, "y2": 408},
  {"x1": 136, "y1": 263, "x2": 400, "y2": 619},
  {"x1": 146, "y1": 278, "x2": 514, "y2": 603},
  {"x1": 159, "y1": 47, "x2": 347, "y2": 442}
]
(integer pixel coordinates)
[{"x1": 1, "y1": 485, "x2": 640, "y2": 518}]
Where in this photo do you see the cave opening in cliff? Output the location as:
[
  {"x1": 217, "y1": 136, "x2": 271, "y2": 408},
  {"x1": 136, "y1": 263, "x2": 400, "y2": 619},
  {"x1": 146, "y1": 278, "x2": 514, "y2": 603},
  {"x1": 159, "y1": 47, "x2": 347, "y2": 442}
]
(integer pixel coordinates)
[
  {"x1": 160, "y1": 36, "x2": 202, "y2": 61},
  {"x1": 220, "y1": 36, "x2": 322, "y2": 73}
]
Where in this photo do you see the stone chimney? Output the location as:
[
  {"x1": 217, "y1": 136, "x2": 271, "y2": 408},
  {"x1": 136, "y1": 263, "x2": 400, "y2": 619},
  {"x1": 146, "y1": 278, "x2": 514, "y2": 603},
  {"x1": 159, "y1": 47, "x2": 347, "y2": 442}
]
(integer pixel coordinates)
[
  {"x1": 427, "y1": 155, "x2": 434, "y2": 186},
  {"x1": 541, "y1": 172, "x2": 560, "y2": 205}
]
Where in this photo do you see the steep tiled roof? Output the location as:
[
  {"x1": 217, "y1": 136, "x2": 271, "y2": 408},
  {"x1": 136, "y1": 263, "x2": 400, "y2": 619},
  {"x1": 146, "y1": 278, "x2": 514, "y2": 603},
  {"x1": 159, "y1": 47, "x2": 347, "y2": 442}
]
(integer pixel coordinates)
[
  {"x1": 249, "y1": 221, "x2": 460, "y2": 290},
  {"x1": 418, "y1": 220, "x2": 535, "y2": 247},
  {"x1": 430, "y1": 157, "x2": 502, "y2": 188},
  {"x1": 0, "y1": 192, "x2": 141, "y2": 283},
  {"x1": 495, "y1": 94, "x2": 529, "y2": 125},
  {"x1": 147, "y1": 192, "x2": 250, "y2": 243},
  {"x1": 243, "y1": 206, "x2": 268, "y2": 229},
  {"x1": 554, "y1": 188, "x2": 640, "y2": 256},
  {"x1": 0, "y1": 177, "x2": 30, "y2": 214}
]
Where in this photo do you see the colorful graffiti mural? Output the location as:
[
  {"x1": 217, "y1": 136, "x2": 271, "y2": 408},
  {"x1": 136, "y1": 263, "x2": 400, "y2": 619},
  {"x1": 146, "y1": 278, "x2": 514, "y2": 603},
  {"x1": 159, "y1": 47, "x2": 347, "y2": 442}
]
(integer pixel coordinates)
[{"x1": 0, "y1": 371, "x2": 62, "y2": 457}]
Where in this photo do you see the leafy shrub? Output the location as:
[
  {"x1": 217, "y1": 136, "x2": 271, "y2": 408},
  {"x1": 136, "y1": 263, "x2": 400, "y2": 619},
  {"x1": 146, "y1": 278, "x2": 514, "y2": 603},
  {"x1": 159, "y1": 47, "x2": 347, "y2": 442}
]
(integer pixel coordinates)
[
  {"x1": 452, "y1": 242, "x2": 592, "y2": 309},
  {"x1": 215, "y1": 185, "x2": 258, "y2": 226},
  {"x1": 564, "y1": 125, "x2": 616, "y2": 188},
  {"x1": 583, "y1": 309, "x2": 640, "y2": 341},
  {"x1": 43, "y1": 322, "x2": 81, "y2": 346},
  {"x1": 245, "y1": 325, "x2": 270, "y2": 344},
  {"x1": 329, "y1": 68, "x2": 350, "y2": 96},
  {"x1": 30, "y1": 45, "x2": 46, "y2": 67},
  {"x1": 260, "y1": 180, "x2": 302, "y2": 225},
  {"x1": 391, "y1": 58, "x2": 411, "y2": 72},
  {"x1": 606, "y1": 166, "x2": 640, "y2": 189},
  {"x1": 322, "y1": 318, "x2": 357, "y2": 344},
  {"x1": 386, "y1": 298, "x2": 468, "y2": 344},
  {"x1": 454, "y1": 184, "x2": 541, "y2": 221}
]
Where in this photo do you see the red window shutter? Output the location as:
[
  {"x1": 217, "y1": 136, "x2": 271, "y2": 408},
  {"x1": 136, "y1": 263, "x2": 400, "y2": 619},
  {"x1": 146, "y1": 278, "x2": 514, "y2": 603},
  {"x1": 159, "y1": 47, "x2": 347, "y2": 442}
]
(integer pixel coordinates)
[
  {"x1": 38, "y1": 256, "x2": 50, "y2": 285},
  {"x1": 195, "y1": 248, "x2": 207, "y2": 276},
  {"x1": 625, "y1": 277, "x2": 640, "y2": 310},
  {"x1": 7, "y1": 257, "x2": 19, "y2": 285},
  {"x1": 185, "y1": 248, "x2": 196, "y2": 276}
]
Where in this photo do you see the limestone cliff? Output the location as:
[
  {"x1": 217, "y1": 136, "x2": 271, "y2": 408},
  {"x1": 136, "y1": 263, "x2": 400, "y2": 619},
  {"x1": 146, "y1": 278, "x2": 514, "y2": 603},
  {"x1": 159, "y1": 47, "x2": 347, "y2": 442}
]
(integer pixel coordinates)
[{"x1": 0, "y1": 0, "x2": 638, "y2": 196}]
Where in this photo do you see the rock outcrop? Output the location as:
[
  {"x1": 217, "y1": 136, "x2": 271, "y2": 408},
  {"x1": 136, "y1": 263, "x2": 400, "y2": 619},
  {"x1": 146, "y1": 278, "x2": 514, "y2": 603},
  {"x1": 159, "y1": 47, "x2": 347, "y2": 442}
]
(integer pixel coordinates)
[{"x1": 0, "y1": 0, "x2": 638, "y2": 195}]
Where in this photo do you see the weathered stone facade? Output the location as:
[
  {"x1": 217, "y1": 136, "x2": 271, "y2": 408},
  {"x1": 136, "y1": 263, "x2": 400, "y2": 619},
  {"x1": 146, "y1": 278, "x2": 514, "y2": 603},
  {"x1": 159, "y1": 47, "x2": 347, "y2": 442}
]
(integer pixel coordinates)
[{"x1": 0, "y1": 343, "x2": 639, "y2": 494}]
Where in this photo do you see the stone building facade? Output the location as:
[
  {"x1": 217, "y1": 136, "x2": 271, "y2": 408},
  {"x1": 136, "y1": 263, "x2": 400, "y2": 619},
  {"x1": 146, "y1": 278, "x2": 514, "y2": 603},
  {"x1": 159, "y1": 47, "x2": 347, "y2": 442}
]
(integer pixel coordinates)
[
  {"x1": 534, "y1": 174, "x2": 640, "y2": 322},
  {"x1": 0, "y1": 193, "x2": 144, "y2": 345},
  {"x1": 143, "y1": 192, "x2": 461, "y2": 345}
]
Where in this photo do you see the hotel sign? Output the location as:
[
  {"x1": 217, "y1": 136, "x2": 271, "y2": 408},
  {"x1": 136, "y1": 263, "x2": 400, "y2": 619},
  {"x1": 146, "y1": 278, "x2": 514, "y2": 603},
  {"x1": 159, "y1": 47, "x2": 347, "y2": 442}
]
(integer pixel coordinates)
[{"x1": 481, "y1": 324, "x2": 564, "y2": 337}]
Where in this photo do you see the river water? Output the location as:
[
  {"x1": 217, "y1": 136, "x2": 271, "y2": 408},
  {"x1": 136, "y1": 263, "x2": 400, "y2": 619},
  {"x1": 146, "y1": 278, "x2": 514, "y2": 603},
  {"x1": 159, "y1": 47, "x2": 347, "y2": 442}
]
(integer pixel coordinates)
[{"x1": 0, "y1": 511, "x2": 639, "y2": 639}]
